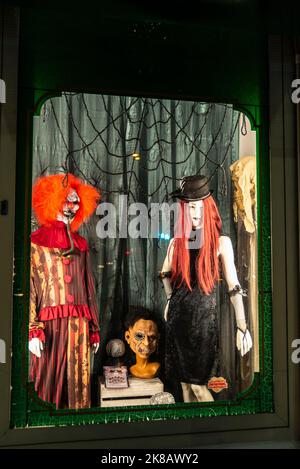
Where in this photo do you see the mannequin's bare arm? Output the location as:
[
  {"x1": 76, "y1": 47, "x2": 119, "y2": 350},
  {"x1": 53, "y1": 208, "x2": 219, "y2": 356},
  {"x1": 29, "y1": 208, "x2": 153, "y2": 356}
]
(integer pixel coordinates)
[
  {"x1": 160, "y1": 239, "x2": 175, "y2": 320},
  {"x1": 219, "y1": 235, "x2": 253, "y2": 356},
  {"x1": 219, "y1": 235, "x2": 246, "y2": 329}
]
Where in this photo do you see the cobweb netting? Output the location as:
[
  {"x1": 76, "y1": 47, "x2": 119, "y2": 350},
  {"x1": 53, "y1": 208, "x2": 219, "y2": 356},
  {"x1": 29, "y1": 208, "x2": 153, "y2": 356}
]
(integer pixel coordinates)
[{"x1": 32, "y1": 92, "x2": 242, "y2": 401}]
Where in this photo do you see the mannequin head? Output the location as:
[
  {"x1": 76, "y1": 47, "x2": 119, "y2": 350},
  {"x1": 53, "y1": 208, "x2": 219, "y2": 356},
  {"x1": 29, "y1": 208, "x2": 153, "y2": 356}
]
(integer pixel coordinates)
[
  {"x1": 125, "y1": 319, "x2": 158, "y2": 359},
  {"x1": 32, "y1": 173, "x2": 100, "y2": 231},
  {"x1": 57, "y1": 189, "x2": 81, "y2": 224},
  {"x1": 188, "y1": 199, "x2": 204, "y2": 230},
  {"x1": 171, "y1": 196, "x2": 222, "y2": 294},
  {"x1": 124, "y1": 308, "x2": 159, "y2": 360},
  {"x1": 124, "y1": 307, "x2": 160, "y2": 379}
]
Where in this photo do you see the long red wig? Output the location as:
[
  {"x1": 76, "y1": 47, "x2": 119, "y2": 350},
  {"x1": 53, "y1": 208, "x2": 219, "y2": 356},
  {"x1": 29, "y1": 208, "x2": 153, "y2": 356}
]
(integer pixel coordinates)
[
  {"x1": 32, "y1": 173, "x2": 100, "y2": 232},
  {"x1": 171, "y1": 197, "x2": 222, "y2": 295}
]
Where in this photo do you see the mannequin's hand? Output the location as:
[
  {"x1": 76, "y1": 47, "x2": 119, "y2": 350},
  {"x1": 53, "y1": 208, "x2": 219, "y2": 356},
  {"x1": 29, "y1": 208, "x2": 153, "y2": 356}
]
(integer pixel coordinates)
[
  {"x1": 92, "y1": 342, "x2": 99, "y2": 354},
  {"x1": 164, "y1": 302, "x2": 169, "y2": 321},
  {"x1": 29, "y1": 338, "x2": 44, "y2": 358},
  {"x1": 236, "y1": 329, "x2": 253, "y2": 357}
]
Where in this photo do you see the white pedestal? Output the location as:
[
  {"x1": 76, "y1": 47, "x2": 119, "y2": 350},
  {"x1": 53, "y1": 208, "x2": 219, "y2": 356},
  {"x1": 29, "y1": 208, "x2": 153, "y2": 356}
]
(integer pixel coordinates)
[{"x1": 99, "y1": 375, "x2": 164, "y2": 408}]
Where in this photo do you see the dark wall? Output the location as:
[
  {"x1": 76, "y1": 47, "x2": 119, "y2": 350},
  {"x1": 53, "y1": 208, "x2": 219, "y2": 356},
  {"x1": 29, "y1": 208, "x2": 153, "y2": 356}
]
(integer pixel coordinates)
[{"x1": 18, "y1": 1, "x2": 269, "y2": 106}]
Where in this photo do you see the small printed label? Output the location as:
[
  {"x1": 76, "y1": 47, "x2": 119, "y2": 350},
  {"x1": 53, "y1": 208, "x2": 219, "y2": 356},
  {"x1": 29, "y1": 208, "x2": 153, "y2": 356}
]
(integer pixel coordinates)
[{"x1": 207, "y1": 376, "x2": 228, "y2": 393}]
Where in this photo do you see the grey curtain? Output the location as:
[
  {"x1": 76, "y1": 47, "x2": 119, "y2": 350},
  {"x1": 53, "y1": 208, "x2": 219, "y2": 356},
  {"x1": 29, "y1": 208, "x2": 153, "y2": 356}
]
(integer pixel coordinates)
[{"x1": 32, "y1": 93, "x2": 243, "y2": 402}]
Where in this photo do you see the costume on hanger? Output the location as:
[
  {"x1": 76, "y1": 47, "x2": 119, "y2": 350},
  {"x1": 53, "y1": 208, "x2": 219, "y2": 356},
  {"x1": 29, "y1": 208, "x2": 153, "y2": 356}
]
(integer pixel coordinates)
[
  {"x1": 230, "y1": 156, "x2": 259, "y2": 386},
  {"x1": 29, "y1": 174, "x2": 100, "y2": 409}
]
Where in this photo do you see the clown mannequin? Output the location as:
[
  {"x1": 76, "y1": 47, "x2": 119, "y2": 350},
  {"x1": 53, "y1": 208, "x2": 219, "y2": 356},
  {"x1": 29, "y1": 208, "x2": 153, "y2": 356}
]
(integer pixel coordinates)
[
  {"x1": 29, "y1": 174, "x2": 100, "y2": 409},
  {"x1": 160, "y1": 175, "x2": 252, "y2": 403},
  {"x1": 124, "y1": 307, "x2": 160, "y2": 379}
]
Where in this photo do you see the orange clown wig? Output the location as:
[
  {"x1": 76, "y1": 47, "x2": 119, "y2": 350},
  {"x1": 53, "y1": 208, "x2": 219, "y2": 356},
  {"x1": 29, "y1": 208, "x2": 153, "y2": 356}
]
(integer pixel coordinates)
[{"x1": 32, "y1": 173, "x2": 100, "y2": 232}]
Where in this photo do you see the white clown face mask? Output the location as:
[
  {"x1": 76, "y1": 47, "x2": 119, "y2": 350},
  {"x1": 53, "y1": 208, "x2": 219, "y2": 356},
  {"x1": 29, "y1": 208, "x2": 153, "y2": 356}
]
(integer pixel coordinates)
[{"x1": 58, "y1": 189, "x2": 80, "y2": 223}]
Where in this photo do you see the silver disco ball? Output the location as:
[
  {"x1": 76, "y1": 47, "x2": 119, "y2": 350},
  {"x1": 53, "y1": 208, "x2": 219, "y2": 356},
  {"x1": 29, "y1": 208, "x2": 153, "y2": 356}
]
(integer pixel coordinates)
[{"x1": 149, "y1": 392, "x2": 175, "y2": 405}]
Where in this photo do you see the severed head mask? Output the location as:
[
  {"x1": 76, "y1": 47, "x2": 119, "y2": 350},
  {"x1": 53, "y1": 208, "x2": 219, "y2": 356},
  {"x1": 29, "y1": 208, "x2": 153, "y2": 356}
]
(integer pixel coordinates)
[{"x1": 125, "y1": 319, "x2": 158, "y2": 360}]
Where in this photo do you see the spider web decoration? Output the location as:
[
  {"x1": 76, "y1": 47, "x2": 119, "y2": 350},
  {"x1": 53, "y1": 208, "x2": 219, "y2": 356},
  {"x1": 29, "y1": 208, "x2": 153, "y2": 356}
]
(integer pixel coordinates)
[
  {"x1": 30, "y1": 92, "x2": 245, "y2": 411},
  {"x1": 9, "y1": 89, "x2": 273, "y2": 429},
  {"x1": 33, "y1": 91, "x2": 241, "y2": 347},
  {"x1": 34, "y1": 92, "x2": 240, "y2": 205}
]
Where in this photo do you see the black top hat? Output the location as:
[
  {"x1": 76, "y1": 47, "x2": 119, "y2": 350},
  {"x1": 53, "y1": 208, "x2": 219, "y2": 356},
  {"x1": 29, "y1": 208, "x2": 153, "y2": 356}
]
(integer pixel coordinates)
[{"x1": 170, "y1": 175, "x2": 213, "y2": 201}]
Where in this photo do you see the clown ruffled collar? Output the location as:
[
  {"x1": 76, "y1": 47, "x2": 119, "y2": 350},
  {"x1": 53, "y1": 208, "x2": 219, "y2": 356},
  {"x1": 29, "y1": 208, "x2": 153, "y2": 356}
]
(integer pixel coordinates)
[{"x1": 31, "y1": 221, "x2": 88, "y2": 252}]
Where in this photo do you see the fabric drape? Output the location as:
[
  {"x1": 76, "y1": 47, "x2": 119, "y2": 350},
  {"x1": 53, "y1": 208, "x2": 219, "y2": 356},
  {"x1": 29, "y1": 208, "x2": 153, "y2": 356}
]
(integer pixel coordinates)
[
  {"x1": 32, "y1": 94, "x2": 248, "y2": 402},
  {"x1": 230, "y1": 156, "x2": 259, "y2": 391}
]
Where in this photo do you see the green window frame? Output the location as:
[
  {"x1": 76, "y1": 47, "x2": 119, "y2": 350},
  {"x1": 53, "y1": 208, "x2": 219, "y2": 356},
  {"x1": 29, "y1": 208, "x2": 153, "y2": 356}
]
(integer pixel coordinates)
[{"x1": 10, "y1": 90, "x2": 272, "y2": 428}]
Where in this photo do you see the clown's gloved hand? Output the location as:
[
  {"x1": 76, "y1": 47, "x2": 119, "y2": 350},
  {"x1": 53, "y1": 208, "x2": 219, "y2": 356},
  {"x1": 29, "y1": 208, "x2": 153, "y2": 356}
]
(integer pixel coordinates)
[
  {"x1": 236, "y1": 327, "x2": 253, "y2": 357},
  {"x1": 92, "y1": 342, "x2": 99, "y2": 354},
  {"x1": 29, "y1": 338, "x2": 44, "y2": 358}
]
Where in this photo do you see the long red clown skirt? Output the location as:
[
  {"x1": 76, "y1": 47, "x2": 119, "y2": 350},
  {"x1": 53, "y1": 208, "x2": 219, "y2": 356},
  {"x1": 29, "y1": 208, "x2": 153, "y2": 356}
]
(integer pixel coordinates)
[{"x1": 30, "y1": 317, "x2": 90, "y2": 409}]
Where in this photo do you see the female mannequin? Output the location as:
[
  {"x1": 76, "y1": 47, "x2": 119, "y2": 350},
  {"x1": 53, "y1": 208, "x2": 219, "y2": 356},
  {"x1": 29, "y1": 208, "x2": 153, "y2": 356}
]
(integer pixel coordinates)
[{"x1": 160, "y1": 175, "x2": 252, "y2": 402}]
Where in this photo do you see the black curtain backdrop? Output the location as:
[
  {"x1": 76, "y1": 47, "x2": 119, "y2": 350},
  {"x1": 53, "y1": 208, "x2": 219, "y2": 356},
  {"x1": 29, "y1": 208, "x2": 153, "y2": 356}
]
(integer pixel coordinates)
[{"x1": 32, "y1": 93, "x2": 244, "y2": 403}]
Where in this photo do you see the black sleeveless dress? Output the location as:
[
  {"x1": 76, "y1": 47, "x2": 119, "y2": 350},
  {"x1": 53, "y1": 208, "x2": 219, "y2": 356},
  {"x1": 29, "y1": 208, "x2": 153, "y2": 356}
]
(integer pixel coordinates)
[{"x1": 165, "y1": 247, "x2": 219, "y2": 385}]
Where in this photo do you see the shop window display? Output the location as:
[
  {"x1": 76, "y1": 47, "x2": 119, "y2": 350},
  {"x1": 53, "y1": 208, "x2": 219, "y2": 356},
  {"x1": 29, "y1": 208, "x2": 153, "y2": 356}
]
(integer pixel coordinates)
[{"x1": 11, "y1": 92, "x2": 271, "y2": 427}]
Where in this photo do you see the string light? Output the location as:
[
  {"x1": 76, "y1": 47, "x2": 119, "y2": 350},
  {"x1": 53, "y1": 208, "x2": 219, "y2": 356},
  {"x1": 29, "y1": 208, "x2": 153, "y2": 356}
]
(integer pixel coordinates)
[
  {"x1": 157, "y1": 232, "x2": 170, "y2": 240},
  {"x1": 132, "y1": 152, "x2": 141, "y2": 161}
]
